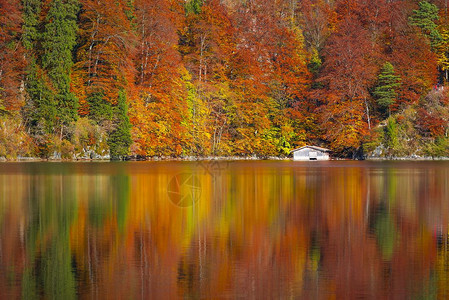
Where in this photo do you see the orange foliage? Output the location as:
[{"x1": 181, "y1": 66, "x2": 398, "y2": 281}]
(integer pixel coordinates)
[
  {"x1": 73, "y1": 0, "x2": 135, "y2": 111},
  {"x1": 0, "y1": 0, "x2": 447, "y2": 158},
  {"x1": 129, "y1": 0, "x2": 189, "y2": 156},
  {"x1": 318, "y1": 13, "x2": 375, "y2": 153},
  {"x1": 416, "y1": 108, "x2": 446, "y2": 137},
  {"x1": 0, "y1": 0, "x2": 25, "y2": 110}
]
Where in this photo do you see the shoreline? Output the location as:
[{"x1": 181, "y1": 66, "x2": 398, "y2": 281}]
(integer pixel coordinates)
[
  {"x1": 0, "y1": 156, "x2": 288, "y2": 162},
  {"x1": 364, "y1": 156, "x2": 449, "y2": 161},
  {"x1": 2, "y1": 155, "x2": 449, "y2": 162}
]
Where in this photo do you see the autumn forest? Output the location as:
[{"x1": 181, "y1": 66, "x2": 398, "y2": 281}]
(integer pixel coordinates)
[{"x1": 2, "y1": 0, "x2": 449, "y2": 159}]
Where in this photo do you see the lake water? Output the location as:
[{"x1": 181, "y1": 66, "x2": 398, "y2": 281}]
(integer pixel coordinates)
[{"x1": 0, "y1": 161, "x2": 449, "y2": 299}]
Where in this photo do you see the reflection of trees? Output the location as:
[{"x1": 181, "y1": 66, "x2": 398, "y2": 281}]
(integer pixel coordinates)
[
  {"x1": 372, "y1": 204, "x2": 399, "y2": 261},
  {"x1": 12, "y1": 171, "x2": 131, "y2": 299},
  {"x1": 22, "y1": 175, "x2": 78, "y2": 299},
  {"x1": 436, "y1": 234, "x2": 449, "y2": 298},
  {"x1": 2, "y1": 162, "x2": 449, "y2": 298}
]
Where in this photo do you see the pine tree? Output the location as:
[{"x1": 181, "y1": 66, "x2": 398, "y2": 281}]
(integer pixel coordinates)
[
  {"x1": 22, "y1": 0, "x2": 57, "y2": 135},
  {"x1": 22, "y1": 0, "x2": 79, "y2": 138},
  {"x1": 41, "y1": 0, "x2": 80, "y2": 137},
  {"x1": 409, "y1": 1, "x2": 442, "y2": 50},
  {"x1": 384, "y1": 117, "x2": 398, "y2": 154},
  {"x1": 373, "y1": 62, "x2": 401, "y2": 117},
  {"x1": 87, "y1": 92, "x2": 113, "y2": 123},
  {"x1": 186, "y1": 0, "x2": 203, "y2": 14},
  {"x1": 23, "y1": 62, "x2": 57, "y2": 135},
  {"x1": 22, "y1": 0, "x2": 41, "y2": 51},
  {"x1": 108, "y1": 90, "x2": 132, "y2": 160}
]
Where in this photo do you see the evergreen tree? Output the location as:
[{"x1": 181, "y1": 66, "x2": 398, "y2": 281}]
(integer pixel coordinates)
[
  {"x1": 409, "y1": 1, "x2": 442, "y2": 50},
  {"x1": 23, "y1": 62, "x2": 57, "y2": 135},
  {"x1": 41, "y1": 0, "x2": 80, "y2": 137},
  {"x1": 108, "y1": 90, "x2": 132, "y2": 160},
  {"x1": 22, "y1": 0, "x2": 41, "y2": 51},
  {"x1": 373, "y1": 62, "x2": 401, "y2": 117},
  {"x1": 22, "y1": 0, "x2": 79, "y2": 138},
  {"x1": 22, "y1": 0, "x2": 57, "y2": 135},
  {"x1": 186, "y1": 0, "x2": 203, "y2": 14},
  {"x1": 384, "y1": 117, "x2": 399, "y2": 155},
  {"x1": 87, "y1": 92, "x2": 113, "y2": 123}
]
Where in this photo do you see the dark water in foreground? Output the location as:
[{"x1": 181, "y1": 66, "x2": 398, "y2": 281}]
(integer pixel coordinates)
[{"x1": 1, "y1": 161, "x2": 449, "y2": 299}]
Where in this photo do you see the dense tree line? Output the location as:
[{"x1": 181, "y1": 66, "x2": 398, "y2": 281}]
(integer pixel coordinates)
[{"x1": 1, "y1": 0, "x2": 449, "y2": 159}]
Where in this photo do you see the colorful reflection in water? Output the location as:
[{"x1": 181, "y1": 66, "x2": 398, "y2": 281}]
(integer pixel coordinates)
[{"x1": 0, "y1": 161, "x2": 449, "y2": 298}]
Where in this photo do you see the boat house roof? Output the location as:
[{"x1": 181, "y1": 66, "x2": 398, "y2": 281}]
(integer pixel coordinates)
[{"x1": 290, "y1": 145, "x2": 331, "y2": 154}]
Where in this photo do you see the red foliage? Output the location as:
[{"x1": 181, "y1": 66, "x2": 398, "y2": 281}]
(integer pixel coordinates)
[
  {"x1": 73, "y1": 0, "x2": 136, "y2": 110},
  {"x1": 129, "y1": 0, "x2": 190, "y2": 156},
  {"x1": 416, "y1": 108, "x2": 446, "y2": 137},
  {"x1": 317, "y1": 13, "x2": 375, "y2": 152},
  {"x1": 0, "y1": 0, "x2": 446, "y2": 157},
  {"x1": 0, "y1": 0, "x2": 25, "y2": 110}
]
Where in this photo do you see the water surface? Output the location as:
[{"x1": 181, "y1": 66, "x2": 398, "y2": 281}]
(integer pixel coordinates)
[{"x1": 0, "y1": 161, "x2": 448, "y2": 299}]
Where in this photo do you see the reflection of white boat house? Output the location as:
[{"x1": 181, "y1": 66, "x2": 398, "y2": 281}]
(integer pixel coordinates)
[{"x1": 291, "y1": 146, "x2": 331, "y2": 161}]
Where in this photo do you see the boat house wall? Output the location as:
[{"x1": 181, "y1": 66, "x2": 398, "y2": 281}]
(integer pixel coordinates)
[{"x1": 292, "y1": 146, "x2": 330, "y2": 161}]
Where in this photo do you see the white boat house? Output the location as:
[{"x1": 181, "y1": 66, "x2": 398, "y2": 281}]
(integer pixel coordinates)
[{"x1": 291, "y1": 146, "x2": 331, "y2": 161}]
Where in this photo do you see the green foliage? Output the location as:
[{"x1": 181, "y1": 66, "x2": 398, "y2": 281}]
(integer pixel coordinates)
[
  {"x1": 22, "y1": 0, "x2": 79, "y2": 142},
  {"x1": 261, "y1": 125, "x2": 296, "y2": 156},
  {"x1": 22, "y1": 0, "x2": 57, "y2": 138},
  {"x1": 108, "y1": 90, "x2": 132, "y2": 160},
  {"x1": 87, "y1": 92, "x2": 113, "y2": 123},
  {"x1": 22, "y1": 0, "x2": 56, "y2": 137},
  {"x1": 384, "y1": 117, "x2": 398, "y2": 154},
  {"x1": 23, "y1": 62, "x2": 57, "y2": 135},
  {"x1": 409, "y1": 1, "x2": 442, "y2": 50},
  {"x1": 373, "y1": 62, "x2": 401, "y2": 116},
  {"x1": 42, "y1": 0, "x2": 79, "y2": 128},
  {"x1": 22, "y1": 0, "x2": 42, "y2": 50},
  {"x1": 423, "y1": 137, "x2": 449, "y2": 157},
  {"x1": 185, "y1": 0, "x2": 203, "y2": 15},
  {"x1": 42, "y1": 0, "x2": 79, "y2": 80}
]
